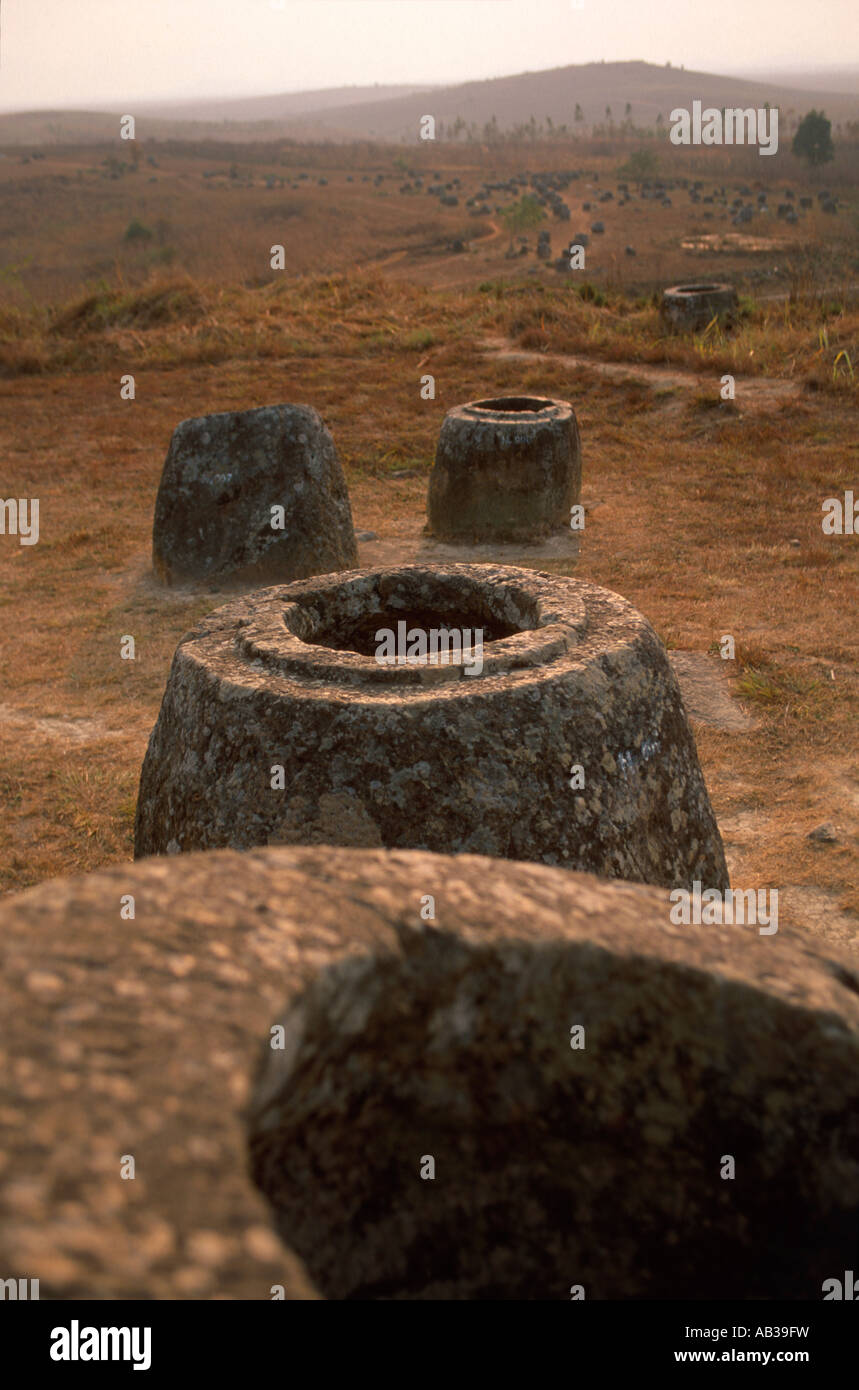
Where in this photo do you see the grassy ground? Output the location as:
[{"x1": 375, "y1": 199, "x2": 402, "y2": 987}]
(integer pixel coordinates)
[{"x1": 0, "y1": 140, "x2": 857, "y2": 943}]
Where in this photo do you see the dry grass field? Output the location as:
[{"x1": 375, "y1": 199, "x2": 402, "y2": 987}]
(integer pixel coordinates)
[{"x1": 1, "y1": 137, "x2": 857, "y2": 949}]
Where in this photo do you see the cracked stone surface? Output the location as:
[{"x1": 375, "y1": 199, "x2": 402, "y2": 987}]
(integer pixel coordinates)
[
  {"x1": 152, "y1": 403, "x2": 358, "y2": 588},
  {"x1": 2, "y1": 847, "x2": 859, "y2": 1300},
  {"x1": 134, "y1": 563, "x2": 728, "y2": 892}
]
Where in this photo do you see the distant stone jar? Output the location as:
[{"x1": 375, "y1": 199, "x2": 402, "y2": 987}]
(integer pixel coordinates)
[
  {"x1": 152, "y1": 403, "x2": 358, "y2": 587},
  {"x1": 426, "y1": 396, "x2": 581, "y2": 542},
  {"x1": 133, "y1": 562, "x2": 728, "y2": 894},
  {"x1": 661, "y1": 282, "x2": 738, "y2": 332}
]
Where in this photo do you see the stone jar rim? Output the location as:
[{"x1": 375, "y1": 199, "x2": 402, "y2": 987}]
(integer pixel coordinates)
[
  {"x1": 231, "y1": 565, "x2": 586, "y2": 690},
  {"x1": 664, "y1": 282, "x2": 733, "y2": 296},
  {"x1": 453, "y1": 396, "x2": 572, "y2": 424}
]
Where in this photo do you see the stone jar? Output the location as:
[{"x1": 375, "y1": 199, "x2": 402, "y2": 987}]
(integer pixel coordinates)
[
  {"x1": 152, "y1": 403, "x2": 358, "y2": 587},
  {"x1": 660, "y1": 282, "x2": 738, "y2": 332},
  {"x1": 134, "y1": 562, "x2": 728, "y2": 893},
  {"x1": 2, "y1": 846, "x2": 859, "y2": 1300},
  {"x1": 426, "y1": 396, "x2": 581, "y2": 542}
]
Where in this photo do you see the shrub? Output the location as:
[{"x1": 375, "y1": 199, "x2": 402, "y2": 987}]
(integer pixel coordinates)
[{"x1": 123, "y1": 218, "x2": 154, "y2": 243}]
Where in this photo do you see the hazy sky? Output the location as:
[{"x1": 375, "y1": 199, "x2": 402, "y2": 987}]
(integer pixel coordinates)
[{"x1": 0, "y1": 0, "x2": 856, "y2": 111}]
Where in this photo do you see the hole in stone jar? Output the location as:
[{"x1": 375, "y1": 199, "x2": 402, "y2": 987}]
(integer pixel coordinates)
[
  {"x1": 677, "y1": 284, "x2": 720, "y2": 294},
  {"x1": 471, "y1": 396, "x2": 550, "y2": 413},
  {"x1": 285, "y1": 575, "x2": 540, "y2": 656},
  {"x1": 305, "y1": 606, "x2": 520, "y2": 655}
]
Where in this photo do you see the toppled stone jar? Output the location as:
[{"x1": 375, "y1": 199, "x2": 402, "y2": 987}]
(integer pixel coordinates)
[
  {"x1": 660, "y1": 282, "x2": 738, "y2": 332},
  {"x1": 134, "y1": 562, "x2": 728, "y2": 893},
  {"x1": 426, "y1": 396, "x2": 581, "y2": 542},
  {"x1": 246, "y1": 847, "x2": 859, "y2": 1301},
  {"x1": 152, "y1": 403, "x2": 358, "y2": 587},
  {"x1": 4, "y1": 845, "x2": 859, "y2": 1300}
]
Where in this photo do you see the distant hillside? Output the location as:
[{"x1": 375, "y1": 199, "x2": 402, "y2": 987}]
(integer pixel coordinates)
[
  {"x1": 128, "y1": 83, "x2": 437, "y2": 122},
  {"x1": 0, "y1": 61, "x2": 856, "y2": 147},
  {"x1": 0, "y1": 108, "x2": 349, "y2": 145},
  {"x1": 307, "y1": 60, "x2": 859, "y2": 142},
  {"x1": 735, "y1": 67, "x2": 859, "y2": 94},
  {"x1": 0, "y1": 85, "x2": 437, "y2": 146}
]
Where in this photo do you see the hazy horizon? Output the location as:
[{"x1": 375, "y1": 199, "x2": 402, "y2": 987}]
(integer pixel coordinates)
[{"x1": 0, "y1": 0, "x2": 856, "y2": 114}]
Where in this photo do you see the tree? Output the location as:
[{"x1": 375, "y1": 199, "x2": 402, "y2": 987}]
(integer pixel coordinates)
[
  {"x1": 501, "y1": 194, "x2": 545, "y2": 235},
  {"x1": 792, "y1": 109, "x2": 834, "y2": 166},
  {"x1": 618, "y1": 148, "x2": 659, "y2": 181},
  {"x1": 123, "y1": 217, "x2": 153, "y2": 243},
  {"x1": 574, "y1": 103, "x2": 584, "y2": 123}
]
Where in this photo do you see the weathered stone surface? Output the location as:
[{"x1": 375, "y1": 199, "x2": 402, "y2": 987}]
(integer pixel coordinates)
[
  {"x1": 661, "y1": 282, "x2": 738, "y2": 332},
  {"x1": 134, "y1": 563, "x2": 728, "y2": 892},
  {"x1": 3, "y1": 847, "x2": 857, "y2": 1300},
  {"x1": 250, "y1": 852, "x2": 859, "y2": 1300},
  {"x1": 152, "y1": 403, "x2": 358, "y2": 587},
  {"x1": 0, "y1": 847, "x2": 332, "y2": 1301},
  {"x1": 426, "y1": 396, "x2": 581, "y2": 542}
]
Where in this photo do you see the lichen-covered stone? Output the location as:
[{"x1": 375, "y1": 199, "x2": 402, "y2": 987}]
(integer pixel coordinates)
[
  {"x1": 134, "y1": 563, "x2": 728, "y2": 892},
  {"x1": 250, "y1": 851, "x2": 859, "y2": 1301},
  {"x1": 661, "y1": 282, "x2": 738, "y2": 332},
  {"x1": 3, "y1": 847, "x2": 857, "y2": 1300},
  {"x1": 426, "y1": 396, "x2": 581, "y2": 542},
  {"x1": 152, "y1": 403, "x2": 358, "y2": 587}
]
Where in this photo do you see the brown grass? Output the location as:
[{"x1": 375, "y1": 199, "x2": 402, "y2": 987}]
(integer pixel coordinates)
[{"x1": 0, "y1": 141, "x2": 857, "y2": 935}]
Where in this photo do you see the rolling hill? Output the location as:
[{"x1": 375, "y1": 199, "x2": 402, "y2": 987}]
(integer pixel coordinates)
[{"x1": 0, "y1": 61, "x2": 856, "y2": 146}]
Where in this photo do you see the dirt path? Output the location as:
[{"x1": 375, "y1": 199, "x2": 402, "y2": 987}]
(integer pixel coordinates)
[
  {"x1": 361, "y1": 247, "x2": 409, "y2": 272},
  {"x1": 0, "y1": 701, "x2": 146, "y2": 748},
  {"x1": 360, "y1": 218, "x2": 504, "y2": 274},
  {"x1": 479, "y1": 218, "x2": 504, "y2": 246},
  {"x1": 479, "y1": 336, "x2": 801, "y2": 409},
  {"x1": 758, "y1": 283, "x2": 859, "y2": 303}
]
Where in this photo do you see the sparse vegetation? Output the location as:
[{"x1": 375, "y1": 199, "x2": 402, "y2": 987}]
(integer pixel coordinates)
[
  {"x1": 123, "y1": 217, "x2": 154, "y2": 243},
  {"x1": 617, "y1": 148, "x2": 659, "y2": 180},
  {"x1": 792, "y1": 110, "x2": 835, "y2": 168},
  {"x1": 0, "y1": 134, "x2": 856, "y2": 918},
  {"x1": 500, "y1": 193, "x2": 546, "y2": 234}
]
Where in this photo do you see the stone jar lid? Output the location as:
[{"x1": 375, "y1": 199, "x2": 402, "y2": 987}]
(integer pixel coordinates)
[{"x1": 134, "y1": 562, "x2": 728, "y2": 894}]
